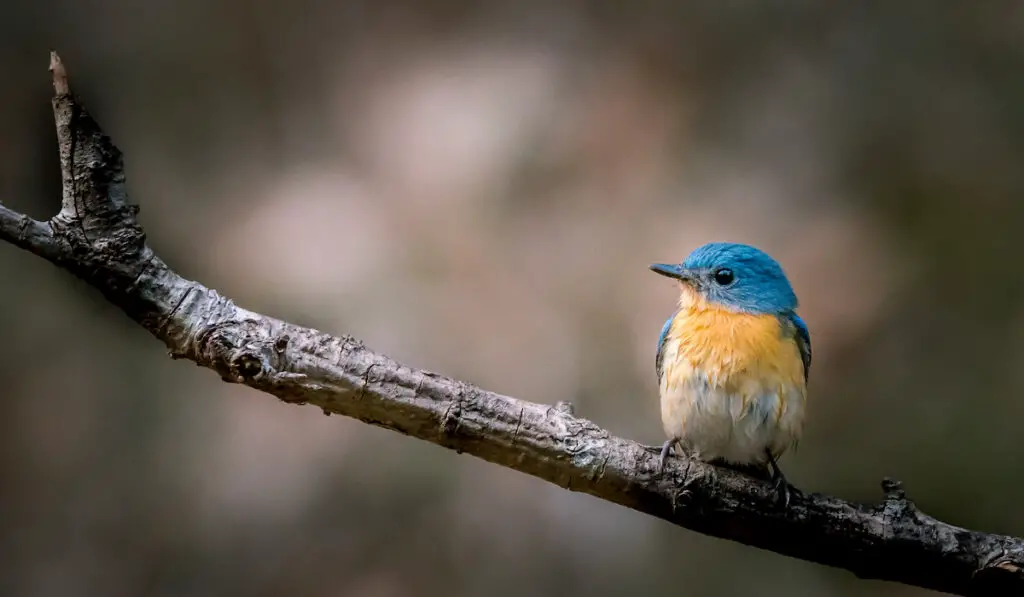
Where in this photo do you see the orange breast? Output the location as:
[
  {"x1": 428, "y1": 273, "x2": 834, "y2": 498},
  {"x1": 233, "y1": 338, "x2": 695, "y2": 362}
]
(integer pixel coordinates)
[{"x1": 662, "y1": 293, "x2": 805, "y2": 399}]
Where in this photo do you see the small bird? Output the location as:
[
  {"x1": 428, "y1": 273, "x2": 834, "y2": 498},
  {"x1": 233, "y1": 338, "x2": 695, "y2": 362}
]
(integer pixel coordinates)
[{"x1": 650, "y1": 242, "x2": 810, "y2": 506}]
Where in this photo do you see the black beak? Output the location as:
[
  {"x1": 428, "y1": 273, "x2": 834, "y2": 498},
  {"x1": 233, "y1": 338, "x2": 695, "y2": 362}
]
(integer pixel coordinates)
[{"x1": 649, "y1": 263, "x2": 693, "y2": 281}]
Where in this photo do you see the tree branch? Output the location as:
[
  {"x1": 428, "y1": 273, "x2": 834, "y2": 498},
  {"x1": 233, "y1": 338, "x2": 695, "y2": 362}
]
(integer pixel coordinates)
[{"x1": 2, "y1": 53, "x2": 1022, "y2": 597}]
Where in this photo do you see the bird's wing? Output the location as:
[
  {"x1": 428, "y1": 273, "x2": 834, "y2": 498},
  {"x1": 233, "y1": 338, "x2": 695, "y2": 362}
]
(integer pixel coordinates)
[
  {"x1": 787, "y1": 312, "x2": 812, "y2": 382},
  {"x1": 655, "y1": 313, "x2": 676, "y2": 380}
]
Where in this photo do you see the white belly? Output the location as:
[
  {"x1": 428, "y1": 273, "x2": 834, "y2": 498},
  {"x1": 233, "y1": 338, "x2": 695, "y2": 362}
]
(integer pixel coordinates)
[{"x1": 660, "y1": 373, "x2": 805, "y2": 465}]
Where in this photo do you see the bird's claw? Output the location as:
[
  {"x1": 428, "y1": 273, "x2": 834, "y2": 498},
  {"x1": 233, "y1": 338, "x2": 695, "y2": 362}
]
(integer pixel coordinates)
[
  {"x1": 765, "y1": 449, "x2": 795, "y2": 509},
  {"x1": 771, "y1": 474, "x2": 791, "y2": 509},
  {"x1": 658, "y1": 438, "x2": 678, "y2": 473}
]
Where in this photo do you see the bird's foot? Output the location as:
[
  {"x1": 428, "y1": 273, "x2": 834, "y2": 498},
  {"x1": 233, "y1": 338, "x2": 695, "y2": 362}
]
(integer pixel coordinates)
[
  {"x1": 765, "y1": 450, "x2": 798, "y2": 509},
  {"x1": 770, "y1": 473, "x2": 791, "y2": 509},
  {"x1": 658, "y1": 438, "x2": 681, "y2": 473}
]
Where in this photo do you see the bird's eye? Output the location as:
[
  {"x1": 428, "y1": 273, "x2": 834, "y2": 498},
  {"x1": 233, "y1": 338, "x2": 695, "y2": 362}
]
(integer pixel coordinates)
[{"x1": 713, "y1": 268, "x2": 735, "y2": 286}]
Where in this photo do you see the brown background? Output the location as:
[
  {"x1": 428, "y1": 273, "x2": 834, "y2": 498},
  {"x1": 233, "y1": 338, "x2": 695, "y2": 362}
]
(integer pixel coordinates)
[{"x1": 2, "y1": 3, "x2": 1023, "y2": 596}]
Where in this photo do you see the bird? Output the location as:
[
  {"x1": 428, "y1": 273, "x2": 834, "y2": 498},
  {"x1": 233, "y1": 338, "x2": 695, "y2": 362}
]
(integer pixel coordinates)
[{"x1": 650, "y1": 242, "x2": 810, "y2": 506}]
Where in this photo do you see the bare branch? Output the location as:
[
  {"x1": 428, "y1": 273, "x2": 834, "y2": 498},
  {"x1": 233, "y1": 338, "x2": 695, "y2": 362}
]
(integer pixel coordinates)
[{"x1": 2, "y1": 53, "x2": 1022, "y2": 597}]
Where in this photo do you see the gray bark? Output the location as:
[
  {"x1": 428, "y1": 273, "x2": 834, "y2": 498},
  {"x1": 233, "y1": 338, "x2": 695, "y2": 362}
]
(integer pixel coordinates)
[{"x1": 1, "y1": 53, "x2": 1021, "y2": 596}]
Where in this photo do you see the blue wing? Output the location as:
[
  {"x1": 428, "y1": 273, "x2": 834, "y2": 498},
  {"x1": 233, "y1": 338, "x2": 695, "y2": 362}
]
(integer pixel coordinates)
[
  {"x1": 787, "y1": 312, "x2": 812, "y2": 382},
  {"x1": 655, "y1": 313, "x2": 676, "y2": 381}
]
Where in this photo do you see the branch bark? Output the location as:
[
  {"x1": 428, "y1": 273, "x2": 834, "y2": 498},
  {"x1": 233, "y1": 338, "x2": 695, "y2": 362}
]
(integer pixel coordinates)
[{"x1": 2, "y1": 53, "x2": 1022, "y2": 596}]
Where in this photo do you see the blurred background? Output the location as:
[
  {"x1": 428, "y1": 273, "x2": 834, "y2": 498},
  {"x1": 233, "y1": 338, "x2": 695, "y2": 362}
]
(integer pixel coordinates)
[{"x1": 2, "y1": 2, "x2": 1023, "y2": 596}]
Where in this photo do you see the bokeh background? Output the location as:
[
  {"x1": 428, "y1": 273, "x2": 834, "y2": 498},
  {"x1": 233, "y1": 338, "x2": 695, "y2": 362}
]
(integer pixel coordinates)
[{"x1": 2, "y1": 2, "x2": 1023, "y2": 596}]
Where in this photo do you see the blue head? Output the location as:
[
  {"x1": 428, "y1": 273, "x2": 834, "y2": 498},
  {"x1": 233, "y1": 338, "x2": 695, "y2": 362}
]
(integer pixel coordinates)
[{"x1": 650, "y1": 242, "x2": 798, "y2": 314}]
